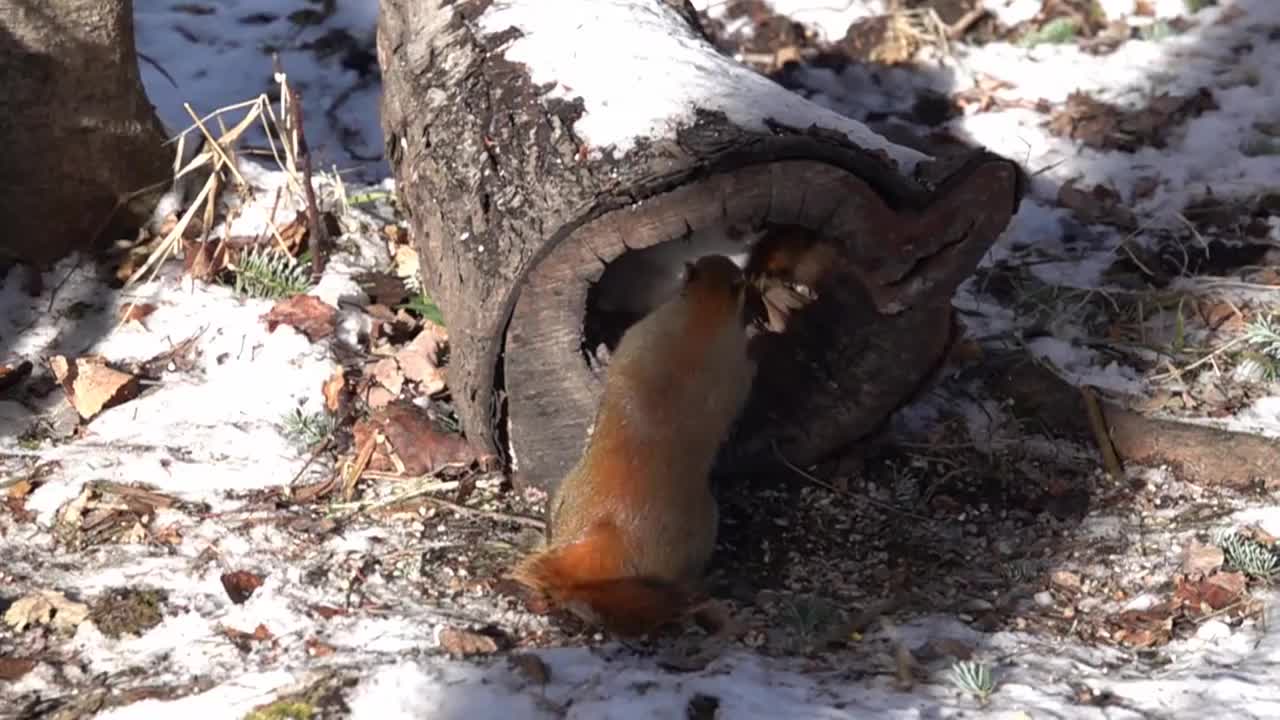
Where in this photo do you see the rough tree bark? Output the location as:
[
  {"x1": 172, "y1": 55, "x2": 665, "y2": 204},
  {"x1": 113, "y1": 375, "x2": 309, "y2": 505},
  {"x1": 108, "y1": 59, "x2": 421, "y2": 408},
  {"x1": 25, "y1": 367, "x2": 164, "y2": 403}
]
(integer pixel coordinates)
[
  {"x1": 0, "y1": 0, "x2": 171, "y2": 267},
  {"x1": 379, "y1": 0, "x2": 1025, "y2": 492}
]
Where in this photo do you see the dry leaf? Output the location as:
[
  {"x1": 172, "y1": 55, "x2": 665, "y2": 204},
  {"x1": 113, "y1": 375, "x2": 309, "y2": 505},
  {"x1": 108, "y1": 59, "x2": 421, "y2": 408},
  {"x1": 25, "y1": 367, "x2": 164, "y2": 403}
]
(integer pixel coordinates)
[
  {"x1": 182, "y1": 237, "x2": 228, "y2": 282},
  {"x1": 438, "y1": 627, "x2": 499, "y2": 657},
  {"x1": 0, "y1": 657, "x2": 37, "y2": 681},
  {"x1": 48, "y1": 355, "x2": 141, "y2": 421},
  {"x1": 1108, "y1": 604, "x2": 1175, "y2": 648},
  {"x1": 261, "y1": 295, "x2": 337, "y2": 342},
  {"x1": 220, "y1": 570, "x2": 264, "y2": 604},
  {"x1": 322, "y1": 366, "x2": 346, "y2": 413},
  {"x1": 1048, "y1": 89, "x2": 1217, "y2": 152},
  {"x1": 1180, "y1": 539, "x2": 1225, "y2": 577},
  {"x1": 1174, "y1": 571, "x2": 1245, "y2": 616},
  {"x1": 7, "y1": 478, "x2": 34, "y2": 501},
  {"x1": 3, "y1": 590, "x2": 90, "y2": 633},
  {"x1": 370, "y1": 357, "x2": 404, "y2": 398},
  {"x1": 392, "y1": 245, "x2": 417, "y2": 280},
  {"x1": 117, "y1": 302, "x2": 157, "y2": 326},
  {"x1": 396, "y1": 327, "x2": 447, "y2": 393},
  {"x1": 373, "y1": 402, "x2": 486, "y2": 475}
]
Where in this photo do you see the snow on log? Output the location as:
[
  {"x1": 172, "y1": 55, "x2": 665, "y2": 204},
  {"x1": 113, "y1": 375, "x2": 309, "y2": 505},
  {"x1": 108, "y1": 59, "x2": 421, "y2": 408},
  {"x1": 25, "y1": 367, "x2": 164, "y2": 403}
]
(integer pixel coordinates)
[{"x1": 378, "y1": 0, "x2": 1025, "y2": 492}]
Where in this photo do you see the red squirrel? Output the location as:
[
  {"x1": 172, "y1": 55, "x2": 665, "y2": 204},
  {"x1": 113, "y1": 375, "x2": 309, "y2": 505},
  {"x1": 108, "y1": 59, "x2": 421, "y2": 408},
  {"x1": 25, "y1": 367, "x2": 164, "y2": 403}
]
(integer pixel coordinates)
[{"x1": 509, "y1": 254, "x2": 756, "y2": 637}]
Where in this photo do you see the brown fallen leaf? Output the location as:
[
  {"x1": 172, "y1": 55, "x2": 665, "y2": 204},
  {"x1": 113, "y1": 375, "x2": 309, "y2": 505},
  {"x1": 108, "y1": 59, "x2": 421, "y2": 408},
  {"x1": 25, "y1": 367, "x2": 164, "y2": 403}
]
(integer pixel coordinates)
[
  {"x1": 1108, "y1": 603, "x2": 1175, "y2": 648},
  {"x1": 261, "y1": 295, "x2": 337, "y2": 342},
  {"x1": 220, "y1": 570, "x2": 264, "y2": 604},
  {"x1": 1180, "y1": 539, "x2": 1225, "y2": 577},
  {"x1": 1048, "y1": 88, "x2": 1217, "y2": 152},
  {"x1": 369, "y1": 357, "x2": 404, "y2": 398},
  {"x1": 117, "y1": 302, "x2": 157, "y2": 326},
  {"x1": 1174, "y1": 571, "x2": 1245, "y2": 617},
  {"x1": 322, "y1": 366, "x2": 346, "y2": 413},
  {"x1": 48, "y1": 355, "x2": 141, "y2": 421},
  {"x1": 438, "y1": 626, "x2": 500, "y2": 657},
  {"x1": 182, "y1": 237, "x2": 229, "y2": 283},
  {"x1": 373, "y1": 402, "x2": 486, "y2": 475},
  {"x1": 0, "y1": 657, "x2": 37, "y2": 681}
]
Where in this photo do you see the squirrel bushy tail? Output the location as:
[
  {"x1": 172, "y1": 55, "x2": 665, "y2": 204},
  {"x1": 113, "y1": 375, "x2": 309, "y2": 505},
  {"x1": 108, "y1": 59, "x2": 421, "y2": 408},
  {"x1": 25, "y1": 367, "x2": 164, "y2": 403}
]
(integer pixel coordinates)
[{"x1": 510, "y1": 523, "x2": 695, "y2": 637}]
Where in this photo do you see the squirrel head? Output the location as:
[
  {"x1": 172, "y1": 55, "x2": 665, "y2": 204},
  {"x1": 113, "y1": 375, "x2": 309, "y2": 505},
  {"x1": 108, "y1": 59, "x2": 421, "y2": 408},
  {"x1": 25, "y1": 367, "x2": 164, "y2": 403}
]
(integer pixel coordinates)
[{"x1": 682, "y1": 255, "x2": 747, "y2": 311}]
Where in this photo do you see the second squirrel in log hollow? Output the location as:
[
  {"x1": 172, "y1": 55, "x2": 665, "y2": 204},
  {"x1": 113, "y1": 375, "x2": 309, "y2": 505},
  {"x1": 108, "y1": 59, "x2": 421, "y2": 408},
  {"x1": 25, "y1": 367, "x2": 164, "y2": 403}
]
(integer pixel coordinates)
[{"x1": 510, "y1": 254, "x2": 755, "y2": 637}]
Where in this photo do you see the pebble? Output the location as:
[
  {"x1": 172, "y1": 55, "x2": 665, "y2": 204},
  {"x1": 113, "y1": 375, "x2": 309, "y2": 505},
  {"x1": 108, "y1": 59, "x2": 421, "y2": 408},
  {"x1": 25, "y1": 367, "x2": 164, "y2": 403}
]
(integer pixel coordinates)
[
  {"x1": 1195, "y1": 619, "x2": 1232, "y2": 642},
  {"x1": 1034, "y1": 591, "x2": 1054, "y2": 607}
]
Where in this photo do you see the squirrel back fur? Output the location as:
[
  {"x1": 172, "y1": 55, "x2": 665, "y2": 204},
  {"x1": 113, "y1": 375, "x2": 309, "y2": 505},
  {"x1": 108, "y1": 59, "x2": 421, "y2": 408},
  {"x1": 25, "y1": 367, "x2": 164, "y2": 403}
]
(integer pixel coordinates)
[{"x1": 511, "y1": 254, "x2": 755, "y2": 636}]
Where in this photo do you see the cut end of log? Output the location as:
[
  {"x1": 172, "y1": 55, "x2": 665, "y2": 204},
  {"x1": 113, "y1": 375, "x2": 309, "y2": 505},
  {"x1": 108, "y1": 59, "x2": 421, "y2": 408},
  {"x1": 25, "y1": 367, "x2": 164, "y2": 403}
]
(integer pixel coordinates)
[{"x1": 504, "y1": 145, "x2": 1024, "y2": 492}]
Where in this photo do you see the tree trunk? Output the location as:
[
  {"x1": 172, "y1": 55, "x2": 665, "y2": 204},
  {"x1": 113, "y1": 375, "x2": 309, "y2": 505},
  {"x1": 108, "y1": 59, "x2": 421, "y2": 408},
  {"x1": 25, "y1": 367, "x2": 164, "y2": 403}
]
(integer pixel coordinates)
[
  {"x1": 0, "y1": 0, "x2": 171, "y2": 267},
  {"x1": 378, "y1": 0, "x2": 1025, "y2": 492}
]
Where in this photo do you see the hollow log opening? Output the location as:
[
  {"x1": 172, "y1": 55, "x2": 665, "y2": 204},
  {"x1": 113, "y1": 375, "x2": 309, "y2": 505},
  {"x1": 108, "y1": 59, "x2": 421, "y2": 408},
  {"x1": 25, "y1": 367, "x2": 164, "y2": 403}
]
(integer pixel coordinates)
[{"x1": 505, "y1": 145, "x2": 1024, "y2": 492}]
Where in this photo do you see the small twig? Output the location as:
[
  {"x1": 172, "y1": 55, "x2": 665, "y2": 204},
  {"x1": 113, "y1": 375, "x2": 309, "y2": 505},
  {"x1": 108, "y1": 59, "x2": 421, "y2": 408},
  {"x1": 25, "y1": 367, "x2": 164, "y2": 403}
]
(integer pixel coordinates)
[
  {"x1": 1148, "y1": 335, "x2": 1249, "y2": 381},
  {"x1": 335, "y1": 480, "x2": 543, "y2": 529},
  {"x1": 1080, "y1": 386, "x2": 1124, "y2": 480},
  {"x1": 414, "y1": 494, "x2": 545, "y2": 529},
  {"x1": 328, "y1": 479, "x2": 460, "y2": 512}
]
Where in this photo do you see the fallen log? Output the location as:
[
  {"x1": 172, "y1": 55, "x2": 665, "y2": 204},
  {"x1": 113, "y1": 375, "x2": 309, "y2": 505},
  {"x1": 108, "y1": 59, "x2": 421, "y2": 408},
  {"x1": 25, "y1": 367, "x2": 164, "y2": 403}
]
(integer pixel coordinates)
[{"x1": 378, "y1": 0, "x2": 1024, "y2": 491}]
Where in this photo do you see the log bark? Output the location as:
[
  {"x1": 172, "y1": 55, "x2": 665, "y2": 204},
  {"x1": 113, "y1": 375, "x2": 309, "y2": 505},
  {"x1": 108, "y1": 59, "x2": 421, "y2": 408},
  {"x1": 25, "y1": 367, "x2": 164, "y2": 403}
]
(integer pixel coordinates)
[
  {"x1": 0, "y1": 0, "x2": 171, "y2": 267},
  {"x1": 379, "y1": 0, "x2": 1024, "y2": 492}
]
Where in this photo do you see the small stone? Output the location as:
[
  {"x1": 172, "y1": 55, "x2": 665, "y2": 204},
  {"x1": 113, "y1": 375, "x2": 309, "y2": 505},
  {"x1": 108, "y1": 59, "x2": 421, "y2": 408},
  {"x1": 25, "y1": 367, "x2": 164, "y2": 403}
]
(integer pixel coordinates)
[
  {"x1": 1050, "y1": 570, "x2": 1083, "y2": 593},
  {"x1": 959, "y1": 598, "x2": 995, "y2": 613},
  {"x1": 1195, "y1": 619, "x2": 1232, "y2": 642},
  {"x1": 1034, "y1": 591, "x2": 1054, "y2": 607}
]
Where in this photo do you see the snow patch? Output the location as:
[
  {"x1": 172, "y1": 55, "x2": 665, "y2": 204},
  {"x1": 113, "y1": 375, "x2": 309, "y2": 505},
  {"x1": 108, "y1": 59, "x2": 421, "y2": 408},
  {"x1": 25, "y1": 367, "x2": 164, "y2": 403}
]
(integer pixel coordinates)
[{"x1": 479, "y1": 0, "x2": 925, "y2": 170}]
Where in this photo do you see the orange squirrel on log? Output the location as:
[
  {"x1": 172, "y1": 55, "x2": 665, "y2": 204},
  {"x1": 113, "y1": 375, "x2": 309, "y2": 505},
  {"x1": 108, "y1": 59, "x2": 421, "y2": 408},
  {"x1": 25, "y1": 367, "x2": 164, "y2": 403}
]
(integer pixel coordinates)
[{"x1": 509, "y1": 254, "x2": 757, "y2": 636}]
